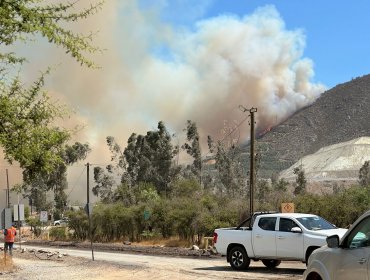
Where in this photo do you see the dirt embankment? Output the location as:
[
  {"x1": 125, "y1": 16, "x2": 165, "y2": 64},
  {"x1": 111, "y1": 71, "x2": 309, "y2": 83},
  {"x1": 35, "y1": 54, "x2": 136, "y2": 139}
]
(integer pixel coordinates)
[{"x1": 21, "y1": 239, "x2": 220, "y2": 258}]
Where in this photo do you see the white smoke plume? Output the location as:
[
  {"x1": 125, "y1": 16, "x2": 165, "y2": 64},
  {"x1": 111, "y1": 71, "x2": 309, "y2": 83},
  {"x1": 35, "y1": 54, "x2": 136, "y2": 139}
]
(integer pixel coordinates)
[{"x1": 1, "y1": 1, "x2": 326, "y2": 204}]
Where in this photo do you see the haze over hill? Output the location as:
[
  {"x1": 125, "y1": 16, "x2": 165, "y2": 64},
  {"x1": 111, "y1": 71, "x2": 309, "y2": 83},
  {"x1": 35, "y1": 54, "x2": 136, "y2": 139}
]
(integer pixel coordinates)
[{"x1": 256, "y1": 74, "x2": 370, "y2": 178}]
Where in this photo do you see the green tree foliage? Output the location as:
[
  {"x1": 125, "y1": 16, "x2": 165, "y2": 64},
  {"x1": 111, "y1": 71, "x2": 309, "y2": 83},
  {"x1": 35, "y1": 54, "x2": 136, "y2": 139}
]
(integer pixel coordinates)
[
  {"x1": 1, "y1": 75, "x2": 70, "y2": 181},
  {"x1": 295, "y1": 185, "x2": 370, "y2": 228},
  {"x1": 211, "y1": 140, "x2": 245, "y2": 197},
  {"x1": 293, "y1": 167, "x2": 307, "y2": 195},
  {"x1": 182, "y1": 120, "x2": 202, "y2": 182},
  {"x1": 123, "y1": 121, "x2": 178, "y2": 194},
  {"x1": 256, "y1": 179, "x2": 270, "y2": 203},
  {"x1": 15, "y1": 141, "x2": 90, "y2": 216},
  {"x1": 1, "y1": 0, "x2": 101, "y2": 188},
  {"x1": 359, "y1": 160, "x2": 370, "y2": 187},
  {"x1": 0, "y1": 0, "x2": 103, "y2": 71},
  {"x1": 92, "y1": 166, "x2": 115, "y2": 203}
]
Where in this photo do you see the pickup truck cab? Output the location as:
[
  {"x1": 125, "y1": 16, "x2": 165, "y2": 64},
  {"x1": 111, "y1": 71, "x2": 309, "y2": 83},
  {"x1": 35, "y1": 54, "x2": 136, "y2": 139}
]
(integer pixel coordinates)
[{"x1": 213, "y1": 212, "x2": 347, "y2": 270}]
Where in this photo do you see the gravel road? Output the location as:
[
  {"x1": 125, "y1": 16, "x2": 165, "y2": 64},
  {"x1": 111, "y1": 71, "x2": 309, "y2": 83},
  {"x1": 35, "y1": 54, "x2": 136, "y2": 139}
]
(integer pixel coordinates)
[{"x1": 0, "y1": 245, "x2": 306, "y2": 280}]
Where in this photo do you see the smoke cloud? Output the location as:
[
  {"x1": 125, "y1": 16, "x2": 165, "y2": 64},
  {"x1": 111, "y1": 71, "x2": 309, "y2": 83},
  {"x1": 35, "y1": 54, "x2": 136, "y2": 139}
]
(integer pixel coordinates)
[{"x1": 1, "y1": 1, "x2": 326, "y2": 204}]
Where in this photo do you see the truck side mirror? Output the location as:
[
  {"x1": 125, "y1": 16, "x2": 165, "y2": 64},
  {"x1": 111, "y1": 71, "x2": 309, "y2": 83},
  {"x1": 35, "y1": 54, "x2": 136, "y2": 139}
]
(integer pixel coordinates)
[
  {"x1": 326, "y1": 235, "x2": 339, "y2": 248},
  {"x1": 291, "y1": 227, "x2": 302, "y2": 233}
]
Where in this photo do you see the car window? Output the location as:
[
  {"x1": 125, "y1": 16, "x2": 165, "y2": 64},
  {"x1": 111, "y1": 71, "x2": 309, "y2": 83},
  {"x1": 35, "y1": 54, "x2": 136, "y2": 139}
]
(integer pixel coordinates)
[
  {"x1": 344, "y1": 216, "x2": 370, "y2": 249},
  {"x1": 279, "y1": 218, "x2": 299, "y2": 232},
  {"x1": 258, "y1": 217, "x2": 276, "y2": 231}
]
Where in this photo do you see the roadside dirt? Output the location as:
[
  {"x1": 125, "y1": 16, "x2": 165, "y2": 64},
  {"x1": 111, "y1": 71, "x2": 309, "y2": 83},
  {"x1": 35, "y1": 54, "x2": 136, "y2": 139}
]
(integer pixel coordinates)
[
  {"x1": 21, "y1": 239, "x2": 219, "y2": 258},
  {"x1": 0, "y1": 239, "x2": 305, "y2": 279}
]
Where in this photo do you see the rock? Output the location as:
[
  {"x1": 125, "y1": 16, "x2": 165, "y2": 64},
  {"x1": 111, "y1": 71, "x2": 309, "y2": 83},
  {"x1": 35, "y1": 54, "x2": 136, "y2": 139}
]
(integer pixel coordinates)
[
  {"x1": 58, "y1": 254, "x2": 63, "y2": 258},
  {"x1": 191, "y1": 245, "x2": 199, "y2": 250},
  {"x1": 123, "y1": 241, "x2": 131, "y2": 245}
]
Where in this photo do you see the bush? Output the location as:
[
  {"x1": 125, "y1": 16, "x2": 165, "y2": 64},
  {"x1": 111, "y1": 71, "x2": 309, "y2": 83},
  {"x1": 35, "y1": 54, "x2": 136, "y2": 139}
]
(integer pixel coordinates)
[{"x1": 49, "y1": 227, "x2": 68, "y2": 240}]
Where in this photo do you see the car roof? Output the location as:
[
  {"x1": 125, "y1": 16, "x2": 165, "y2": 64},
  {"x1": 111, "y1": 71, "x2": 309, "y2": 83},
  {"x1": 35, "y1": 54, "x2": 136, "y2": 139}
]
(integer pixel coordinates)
[{"x1": 258, "y1": 213, "x2": 318, "y2": 218}]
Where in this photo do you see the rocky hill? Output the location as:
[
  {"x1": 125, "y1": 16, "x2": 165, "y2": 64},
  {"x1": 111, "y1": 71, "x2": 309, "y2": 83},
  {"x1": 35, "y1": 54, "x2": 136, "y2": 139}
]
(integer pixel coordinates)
[
  {"x1": 279, "y1": 137, "x2": 370, "y2": 181},
  {"x1": 256, "y1": 74, "x2": 370, "y2": 178}
]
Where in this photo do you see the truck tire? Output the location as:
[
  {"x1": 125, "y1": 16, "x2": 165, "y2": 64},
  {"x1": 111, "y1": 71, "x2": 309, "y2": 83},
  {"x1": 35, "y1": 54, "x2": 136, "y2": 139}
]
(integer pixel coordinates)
[
  {"x1": 262, "y1": 259, "x2": 281, "y2": 268},
  {"x1": 229, "y1": 246, "x2": 250, "y2": 270}
]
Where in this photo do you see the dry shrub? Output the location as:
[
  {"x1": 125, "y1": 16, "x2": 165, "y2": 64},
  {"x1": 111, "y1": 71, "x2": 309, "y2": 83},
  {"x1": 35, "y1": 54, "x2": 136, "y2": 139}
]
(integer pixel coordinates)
[{"x1": 0, "y1": 254, "x2": 16, "y2": 273}]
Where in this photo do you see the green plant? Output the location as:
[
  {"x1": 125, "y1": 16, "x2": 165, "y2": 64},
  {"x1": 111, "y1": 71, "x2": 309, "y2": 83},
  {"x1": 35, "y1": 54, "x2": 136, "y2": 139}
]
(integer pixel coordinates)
[{"x1": 49, "y1": 227, "x2": 67, "y2": 240}]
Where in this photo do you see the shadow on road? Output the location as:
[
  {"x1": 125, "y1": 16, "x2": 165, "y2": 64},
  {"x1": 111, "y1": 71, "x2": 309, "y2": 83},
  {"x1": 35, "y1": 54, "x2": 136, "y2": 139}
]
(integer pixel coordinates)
[{"x1": 194, "y1": 265, "x2": 305, "y2": 275}]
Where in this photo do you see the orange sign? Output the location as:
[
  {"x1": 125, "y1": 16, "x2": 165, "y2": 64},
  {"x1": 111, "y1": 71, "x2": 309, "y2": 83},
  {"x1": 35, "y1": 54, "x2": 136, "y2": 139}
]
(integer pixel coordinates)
[{"x1": 281, "y1": 203, "x2": 295, "y2": 213}]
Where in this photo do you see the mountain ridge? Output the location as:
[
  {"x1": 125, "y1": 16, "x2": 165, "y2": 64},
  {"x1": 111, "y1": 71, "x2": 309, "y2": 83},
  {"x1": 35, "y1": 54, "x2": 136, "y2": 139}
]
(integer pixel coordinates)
[{"x1": 256, "y1": 74, "x2": 370, "y2": 178}]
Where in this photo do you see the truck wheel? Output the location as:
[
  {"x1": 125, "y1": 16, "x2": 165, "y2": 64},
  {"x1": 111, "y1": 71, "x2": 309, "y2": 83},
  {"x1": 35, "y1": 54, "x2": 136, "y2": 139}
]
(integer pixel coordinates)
[
  {"x1": 229, "y1": 246, "x2": 250, "y2": 270},
  {"x1": 262, "y1": 259, "x2": 281, "y2": 268}
]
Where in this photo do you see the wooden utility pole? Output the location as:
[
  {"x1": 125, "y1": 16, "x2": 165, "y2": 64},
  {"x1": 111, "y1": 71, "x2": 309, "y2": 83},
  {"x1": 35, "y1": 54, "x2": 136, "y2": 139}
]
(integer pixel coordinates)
[
  {"x1": 6, "y1": 169, "x2": 10, "y2": 208},
  {"x1": 239, "y1": 106, "x2": 257, "y2": 215},
  {"x1": 86, "y1": 162, "x2": 94, "y2": 261}
]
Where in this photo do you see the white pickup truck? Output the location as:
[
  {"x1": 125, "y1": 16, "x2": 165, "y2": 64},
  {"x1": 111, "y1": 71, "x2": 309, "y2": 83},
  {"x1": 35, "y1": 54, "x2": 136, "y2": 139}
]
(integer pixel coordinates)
[{"x1": 213, "y1": 212, "x2": 347, "y2": 270}]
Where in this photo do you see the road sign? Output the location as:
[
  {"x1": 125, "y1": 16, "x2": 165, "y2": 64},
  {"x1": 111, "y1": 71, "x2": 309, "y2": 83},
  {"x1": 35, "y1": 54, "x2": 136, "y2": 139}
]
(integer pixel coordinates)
[
  {"x1": 14, "y1": 204, "x2": 25, "y2": 221},
  {"x1": 281, "y1": 203, "x2": 295, "y2": 213},
  {"x1": 1, "y1": 208, "x2": 12, "y2": 229},
  {"x1": 40, "y1": 211, "x2": 48, "y2": 222}
]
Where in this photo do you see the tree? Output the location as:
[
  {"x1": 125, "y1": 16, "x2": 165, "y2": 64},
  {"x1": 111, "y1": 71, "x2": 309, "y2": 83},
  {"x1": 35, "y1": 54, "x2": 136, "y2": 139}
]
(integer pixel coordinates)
[
  {"x1": 208, "y1": 138, "x2": 245, "y2": 197},
  {"x1": 123, "y1": 121, "x2": 179, "y2": 194},
  {"x1": 0, "y1": 0, "x2": 103, "y2": 72},
  {"x1": 92, "y1": 166, "x2": 115, "y2": 203},
  {"x1": 0, "y1": 0, "x2": 102, "y2": 184},
  {"x1": 182, "y1": 120, "x2": 202, "y2": 182},
  {"x1": 15, "y1": 142, "x2": 90, "y2": 216},
  {"x1": 359, "y1": 160, "x2": 370, "y2": 187},
  {"x1": 98, "y1": 121, "x2": 179, "y2": 199},
  {"x1": 293, "y1": 167, "x2": 306, "y2": 195}
]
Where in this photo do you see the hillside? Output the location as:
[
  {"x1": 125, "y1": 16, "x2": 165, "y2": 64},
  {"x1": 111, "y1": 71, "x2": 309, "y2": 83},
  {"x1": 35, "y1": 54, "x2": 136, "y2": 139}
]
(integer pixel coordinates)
[
  {"x1": 256, "y1": 74, "x2": 370, "y2": 178},
  {"x1": 279, "y1": 137, "x2": 370, "y2": 181}
]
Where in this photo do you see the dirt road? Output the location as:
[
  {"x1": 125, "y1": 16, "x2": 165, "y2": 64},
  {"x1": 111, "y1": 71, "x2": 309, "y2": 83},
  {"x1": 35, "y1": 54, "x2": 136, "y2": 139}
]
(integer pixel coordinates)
[{"x1": 1, "y1": 245, "x2": 306, "y2": 279}]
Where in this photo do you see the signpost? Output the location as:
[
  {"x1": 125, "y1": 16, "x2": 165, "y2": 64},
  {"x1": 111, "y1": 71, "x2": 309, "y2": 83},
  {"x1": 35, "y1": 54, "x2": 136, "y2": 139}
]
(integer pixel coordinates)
[
  {"x1": 14, "y1": 204, "x2": 25, "y2": 249},
  {"x1": 281, "y1": 203, "x2": 295, "y2": 213},
  {"x1": 40, "y1": 211, "x2": 48, "y2": 223}
]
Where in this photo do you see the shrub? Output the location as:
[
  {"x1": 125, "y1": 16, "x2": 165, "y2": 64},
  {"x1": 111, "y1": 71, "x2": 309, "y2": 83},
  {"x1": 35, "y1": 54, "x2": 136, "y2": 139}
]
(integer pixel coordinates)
[{"x1": 49, "y1": 227, "x2": 67, "y2": 240}]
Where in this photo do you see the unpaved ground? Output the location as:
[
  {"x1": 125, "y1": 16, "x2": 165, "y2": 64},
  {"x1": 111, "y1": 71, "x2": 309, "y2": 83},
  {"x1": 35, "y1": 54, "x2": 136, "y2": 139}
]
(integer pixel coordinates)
[{"x1": 0, "y1": 246, "x2": 305, "y2": 280}]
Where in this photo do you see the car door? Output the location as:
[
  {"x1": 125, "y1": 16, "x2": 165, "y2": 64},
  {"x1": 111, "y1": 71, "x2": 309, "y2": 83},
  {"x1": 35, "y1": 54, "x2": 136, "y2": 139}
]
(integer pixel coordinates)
[
  {"x1": 335, "y1": 216, "x2": 370, "y2": 280},
  {"x1": 276, "y1": 217, "x2": 304, "y2": 259},
  {"x1": 252, "y1": 217, "x2": 277, "y2": 258}
]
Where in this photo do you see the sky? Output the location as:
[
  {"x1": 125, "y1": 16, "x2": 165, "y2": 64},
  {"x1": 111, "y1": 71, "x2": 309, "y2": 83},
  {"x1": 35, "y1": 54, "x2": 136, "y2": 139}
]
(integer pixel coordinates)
[
  {"x1": 1, "y1": 0, "x2": 369, "y2": 207},
  {"x1": 155, "y1": 0, "x2": 370, "y2": 88}
]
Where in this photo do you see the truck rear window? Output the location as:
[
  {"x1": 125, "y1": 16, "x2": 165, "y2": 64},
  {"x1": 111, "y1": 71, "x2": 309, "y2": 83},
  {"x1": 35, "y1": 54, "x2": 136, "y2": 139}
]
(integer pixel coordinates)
[{"x1": 258, "y1": 217, "x2": 277, "y2": 231}]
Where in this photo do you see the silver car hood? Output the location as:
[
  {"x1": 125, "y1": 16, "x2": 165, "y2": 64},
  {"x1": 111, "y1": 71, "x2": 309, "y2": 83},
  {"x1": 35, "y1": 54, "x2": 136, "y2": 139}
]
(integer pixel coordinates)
[{"x1": 308, "y1": 228, "x2": 347, "y2": 238}]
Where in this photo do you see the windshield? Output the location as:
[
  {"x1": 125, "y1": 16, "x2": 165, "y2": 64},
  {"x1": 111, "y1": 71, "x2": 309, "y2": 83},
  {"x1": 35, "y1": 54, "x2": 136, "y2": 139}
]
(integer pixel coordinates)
[{"x1": 296, "y1": 216, "x2": 336, "y2": 230}]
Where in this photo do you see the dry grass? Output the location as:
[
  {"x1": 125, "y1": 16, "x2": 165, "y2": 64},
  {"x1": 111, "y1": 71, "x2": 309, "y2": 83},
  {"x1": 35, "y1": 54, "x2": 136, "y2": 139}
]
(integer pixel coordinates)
[
  {"x1": 0, "y1": 254, "x2": 16, "y2": 273},
  {"x1": 132, "y1": 237, "x2": 192, "y2": 248}
]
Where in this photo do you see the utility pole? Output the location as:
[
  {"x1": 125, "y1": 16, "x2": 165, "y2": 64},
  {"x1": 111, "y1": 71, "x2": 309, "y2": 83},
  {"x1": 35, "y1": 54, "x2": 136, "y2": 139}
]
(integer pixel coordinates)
[
  {"x1": 239, "y1": 106, "x2": 257, "y2": 215},
  {"x1": 86, "y1": 162, "x2": 94, "y2": 261},
  {"x1": 6, "y1": 169, "x2": 10, "y2": 208}
]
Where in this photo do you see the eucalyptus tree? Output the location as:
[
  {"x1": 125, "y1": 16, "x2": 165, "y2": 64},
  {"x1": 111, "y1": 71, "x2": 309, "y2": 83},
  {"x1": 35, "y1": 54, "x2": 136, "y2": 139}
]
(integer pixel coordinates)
[
  {"x1": 359, "y1": 160, "x2": 370, "y2": 187},
  {"x1": 182, "y1": 120, "x2": 202, "y2": 183},
  {"x1": 208, "y1": 137, "x2": 245, "y2": 197},
  {"x1": 98, "y1": 121, "x2": 179, "y2": 200},
  {"x1": 123, "y1": 121, "x2": 179, "y2": 195},
  {"x1": 293, "y1": 167, "x2": 307, "y2": 195}
]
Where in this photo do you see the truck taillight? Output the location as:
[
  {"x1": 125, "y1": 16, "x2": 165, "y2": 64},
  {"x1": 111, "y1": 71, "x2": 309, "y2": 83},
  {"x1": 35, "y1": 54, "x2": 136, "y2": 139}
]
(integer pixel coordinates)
[{"x1": 213, "y1": 232, "x2": 218, "y2": 244}]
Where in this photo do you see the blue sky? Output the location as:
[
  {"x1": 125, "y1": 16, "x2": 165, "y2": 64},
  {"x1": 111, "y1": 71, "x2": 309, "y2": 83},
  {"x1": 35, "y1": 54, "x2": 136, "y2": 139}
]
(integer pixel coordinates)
[{"x1": 151, "y1": 0, "x2": 370, "y2": 88}]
